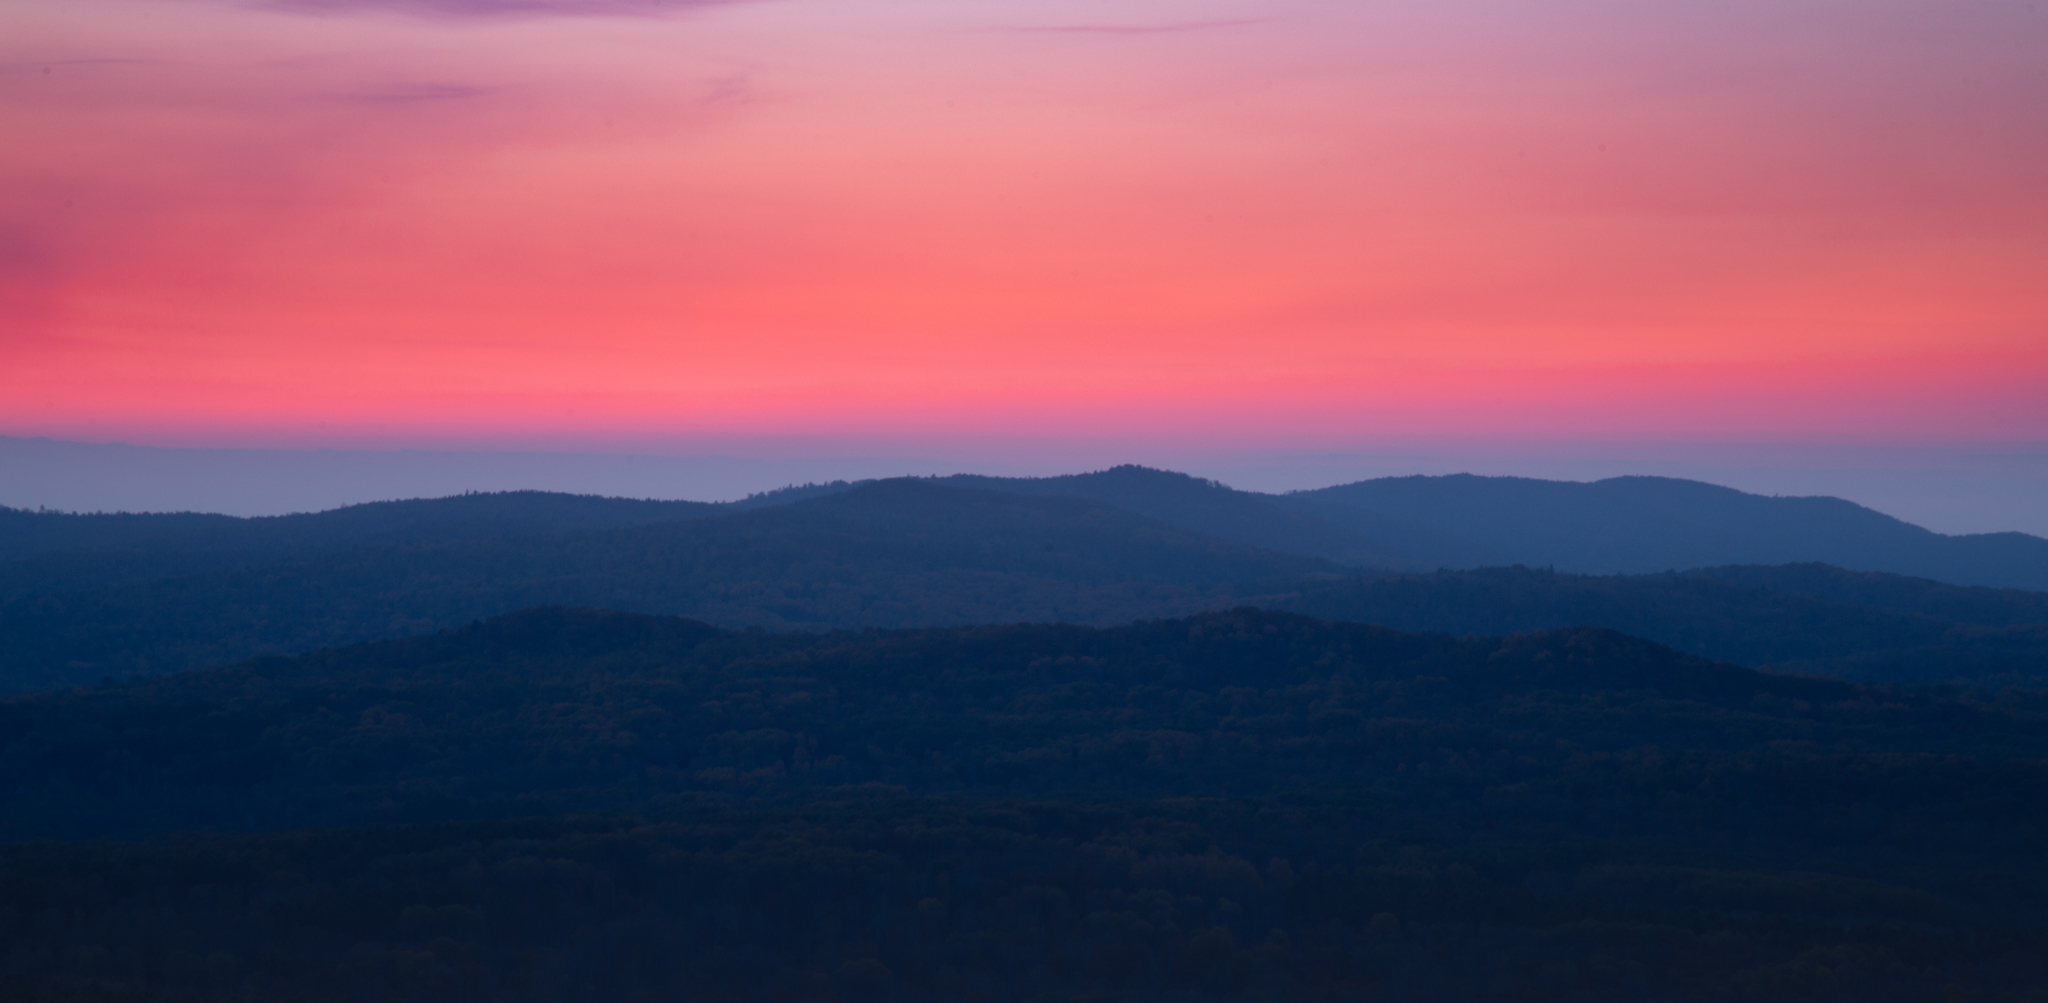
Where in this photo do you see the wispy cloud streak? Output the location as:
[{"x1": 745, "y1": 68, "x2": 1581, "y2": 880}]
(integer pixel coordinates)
[
  {"x1": 994, "y1": 18, "x2": 1267, "y2": 35},
  {"x1": 258, "y1": 0, "x2": 730, "y2": 18}
]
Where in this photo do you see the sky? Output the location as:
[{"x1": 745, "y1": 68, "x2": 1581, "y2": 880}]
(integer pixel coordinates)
[{"x1": 2, "y1": 0, "x2": 2045, "y2": 516}]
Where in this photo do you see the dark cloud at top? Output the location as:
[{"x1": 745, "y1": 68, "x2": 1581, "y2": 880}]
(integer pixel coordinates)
[{"x1": 259, "y1": 0, "x2": 732, "y2": 18}]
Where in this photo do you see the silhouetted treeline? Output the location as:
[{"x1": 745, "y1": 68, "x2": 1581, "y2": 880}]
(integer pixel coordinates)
[
  {"x1": 8, "y1": 606, "x2": 2047, "y2": 841},
  {"x1": 2, "y1": 608, "x2": 2048, "y2": 1000}
]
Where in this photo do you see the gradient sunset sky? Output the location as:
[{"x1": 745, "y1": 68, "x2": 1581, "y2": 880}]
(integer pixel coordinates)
[{"x1": 3, "y1": 0, "x2": 2045, "y2": 457}]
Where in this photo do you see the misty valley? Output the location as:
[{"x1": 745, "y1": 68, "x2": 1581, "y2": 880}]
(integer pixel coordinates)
[{"x1": 3, "y1": 468, "x2": 2047, "y2": 1002}]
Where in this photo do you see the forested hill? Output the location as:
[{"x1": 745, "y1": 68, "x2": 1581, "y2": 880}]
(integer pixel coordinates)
[
  {"x1": 0, "y1": 490, "x2": 721, "y2": 562},
  {"x1": 1281, "y1": 473, "x2": 2048, "y2": 589},
  {"x1": 0, "y1": 480, "x2": 1332, "y2": 692},
  {"x1": 1682, "y1": 561, "x2": 2048, "y2": 624},
  {"x1": 0, "y1": 491, "x2": 725, "y2": 599},
  {"x1": 938, "y1": 465, "x2": 2048, "y2": 591},
  {"x1": 6, "y1": 601, "x2": 2043, "y2": 852},
  {"x1": 0, "y1": 483, "x2": 872, "y2": 591},
  {"x1": 7, "y1": 468, "x2": 2047, "y2": 696},
  {"x1": 13, "y1": 466, "x2": 2047, "y2": 591},
  {"x1": 4, "y1": 605, "x2": 2047, "y2": 1000},
  {"x1": 1276, "y1": 565, "x2": 2048, "y2": 686},
  {"x1": 8, "y1": 483, "x2": 2048, "y2": 695},
  {"x1": 939, "y1": 467, "x2": 1407, "y2": 567}
]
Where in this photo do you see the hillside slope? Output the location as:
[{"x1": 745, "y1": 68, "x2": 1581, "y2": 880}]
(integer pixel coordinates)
[
  {"x1": 0, "y1": 480, "x2": 1332, "y2": 692},
  {"x1": 1272, "y1": 565, "x2": 2048, "y2": 684},
  {"x1": 1282, "y1": 473, "x2": 2048, "y2": 588},
  {"x1": 5, "y1": 604, "x2": 2038, "y2": 840},
  {"x1": 0, "y1": 490, "x2": 724, "y2": 562},
  {"x1": 943, "y1": 466, "x2": 1412, "y2": 567},
  {"x1": 0, "y1": 491, "x2": 727, "y2": 597},
  {"x1": 1681, "y1": 561, "x2": 2048, "y2": 624},
  {"x1": 3, "y1": 606, "x2": 2045, "y2": 1000}
]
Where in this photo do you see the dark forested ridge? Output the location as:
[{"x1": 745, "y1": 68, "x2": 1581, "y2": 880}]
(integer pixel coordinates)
[
  {"x1": 1680, "y1": 562, "x2": 2048, "y2": 625},
  {"x1": 23, "y1": 465, "x2": 2047, "y2": 593},
  {"x1": 0, "y1": 490, "x2": 719, "y2": 564},
  {"x1": 7, "y1": 471, "x2": 2048, "y2": 694},
  {"x1": 3, "y1": 606, "x2": 2047, "y2": 1001},
  {"x1": 1276, "y1": 565, "x2": 2048, "y2": 687},
  {"x1": 0, "y1": 484, "x2": 878, "y2": 594},
  {"x1": 0, "y1": 480, "x2": 1331, "y2": 692},
  {"x1": 26, "y1": 603, "x2": 2003, "y2": 839},
  {"x1": 919, "y1": 465, "x2": 2048, "y2": 591}
]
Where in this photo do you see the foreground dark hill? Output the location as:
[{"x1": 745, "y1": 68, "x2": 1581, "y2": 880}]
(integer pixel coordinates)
[
  {"x1": 1277, "y1": 565, "x2": 2048, "y2": 686},
  {"x1": 6, "y1": 604, "x2": 2040, "y2": 841},
  {"x1": 1282, "y1": 473, "x2": 2048, "y2": 589},
  {"x1": 3, "y1": 606, "x2": 2046, "y2": 1001},
  {"x1": 0, "y1": 480, "x2": 1330, "y2": 691}
]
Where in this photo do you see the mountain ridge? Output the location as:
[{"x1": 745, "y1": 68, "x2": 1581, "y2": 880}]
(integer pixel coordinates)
[
  {"x1": 4, "y1": 467, "x2": 2043, "y2": 693},
  {"x1": 1280, "y1": 472, "x2": 2048, "y2": 589},
  {"x1": 0, "y1": 479, "x2": 1331, "y2": 691}
]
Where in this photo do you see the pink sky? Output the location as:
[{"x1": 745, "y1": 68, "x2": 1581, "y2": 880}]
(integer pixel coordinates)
[{"x1": 3, "y1": 0, "x2": 2045, "y2": 452}]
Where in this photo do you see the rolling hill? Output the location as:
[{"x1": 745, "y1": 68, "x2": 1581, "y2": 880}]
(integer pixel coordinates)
[
  {"x1": 0, "y1": 479, "x2": 1332, "y2": 691},
  {"x1": 940, "y1": 466, "x2": 1406, "y2": 567},
  {"x1": 6, "y1": 468, "x2": 2047, "y2": 693},
  {"x1": 1274, "y1": 565, "x2": 2048, "y2": 685},
  {"x1": 2, "y1": 606, "x2": 2045, "y2": 1001},
  {"x1": 1282, "y1": 473, "x2": 2048, "y2": 589},
  {"x1": 933, "y1": 466, "x2": 2048, "y2": 591}
]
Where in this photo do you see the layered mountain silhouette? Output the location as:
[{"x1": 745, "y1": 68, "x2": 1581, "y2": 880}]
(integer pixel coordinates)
[
  {"x1": 3, "y1": 466, "x2": 2043, "y2": 692},
  {"x1": 0, "y1": 480, "x2": 1330, "y2": 691},
  {"x1": 941, "y1": 465, "x2": 2048, "y2": 590},
  {"x1": 4, "y1": 479, "x2": 2048, "y2": 1000}
]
